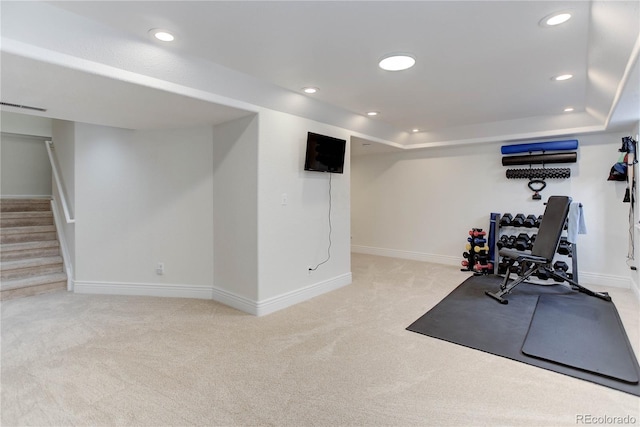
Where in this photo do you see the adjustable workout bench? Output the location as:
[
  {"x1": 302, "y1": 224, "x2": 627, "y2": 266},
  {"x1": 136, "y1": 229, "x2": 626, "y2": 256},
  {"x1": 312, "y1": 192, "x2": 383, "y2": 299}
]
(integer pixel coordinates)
[{"x1": 485, "y1": 195, "x2": 612, "y2": 304}]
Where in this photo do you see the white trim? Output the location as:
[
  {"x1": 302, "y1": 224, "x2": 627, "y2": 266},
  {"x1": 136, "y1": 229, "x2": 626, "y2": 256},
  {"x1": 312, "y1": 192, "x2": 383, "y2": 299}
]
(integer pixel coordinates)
[
  {"x1": 351, "y1": 245, "x2": 460, "y2": 266},
  {"x1": 255, "y1": 272, "x2": 352, "y2": 317},
  {"x1": 45, "y1": 140, "x2": 75, "y2": 224},
  {"x1": 579, "y1": 271, "x2": 632, "y2": 289},
  {"x1": 73, "y1": 274, "x2": 352, "y2": 316},
  {"x1": 0, "y1": 195, "x2": 52, "y2": 199},
  {"x1": 50, "y1": 199, "x2": 74, "y2": 291},
  {"x1": 74, "y1": 280, "x2": 215, "y2": 300},
  {"x1": 630, "y1": 274, "x2": 640, "y2": 302},
  {"x1": 210, "y1": 286, "x2": 258, "y2": 315}
]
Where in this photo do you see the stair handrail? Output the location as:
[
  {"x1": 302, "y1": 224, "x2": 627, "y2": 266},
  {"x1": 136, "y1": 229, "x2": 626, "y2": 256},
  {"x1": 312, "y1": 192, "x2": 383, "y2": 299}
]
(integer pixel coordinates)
[{"x1": 44, "y1": 140, "x2": 75, "y2": 224}]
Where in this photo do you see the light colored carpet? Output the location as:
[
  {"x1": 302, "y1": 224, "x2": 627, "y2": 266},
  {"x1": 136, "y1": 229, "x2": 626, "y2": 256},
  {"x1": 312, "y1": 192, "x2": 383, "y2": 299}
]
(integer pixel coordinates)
[{"x1": 2, "y1": 253, "x2": 639, "y2": 426}]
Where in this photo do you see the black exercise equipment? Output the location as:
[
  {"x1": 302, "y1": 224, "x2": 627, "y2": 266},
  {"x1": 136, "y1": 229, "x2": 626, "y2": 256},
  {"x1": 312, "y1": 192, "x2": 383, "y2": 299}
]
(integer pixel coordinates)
[
  {"x1": 553, "y1": 261, "x2": 569, "y2": 272},
  {"x1": 528, "y1": 179, "x2": 546, "y2": 200},
  {"x1": 523, "y1": 214, "x2": 537, "y2": 228},
  {"x1": 515, "y1": 233, "x2": 532, "y2": 251},
  {"x1": 557, "y1": 237, "x2": 571, "y2": 255},
  {"x1": 505, "y1": 168, "x2": 571, "y2": 179},
  {"x1": 501, "y1": 152, "x2": 577, "y2": 166},
  {"x1": 485, "y1": 196, "x2": 612, "y2": 304},
  {"x1": 499, "y1": 213, "x2": 513, "y2": 227},
  {"x1": 511, "y1": 214, "x2": 525, "y2": 227}
]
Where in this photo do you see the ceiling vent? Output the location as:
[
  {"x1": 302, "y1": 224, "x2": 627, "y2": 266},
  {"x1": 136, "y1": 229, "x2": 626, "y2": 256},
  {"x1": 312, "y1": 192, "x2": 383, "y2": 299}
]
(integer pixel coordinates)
[{"x1": 0, "y1": 101, "x2": 47, "y2": 112}]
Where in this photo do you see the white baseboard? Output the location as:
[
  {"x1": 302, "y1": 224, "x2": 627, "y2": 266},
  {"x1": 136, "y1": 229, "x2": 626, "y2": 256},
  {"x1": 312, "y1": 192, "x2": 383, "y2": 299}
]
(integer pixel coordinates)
[
  {"x1": 579, "y1": 271, "x2": 632, "y2": 289},
  {"x1": 74, "y1": 272, "x2": 352, "y2": 317},
  {"x1": 351, "y1": 245, "x2": 460, "y2": 266},
  {"x1": 74, "y1": 280, "x2": 215, "y2": 300},
  {"x1": 630, "y1": 274, "x2": 640, "y2": 302},
  {"x1": 255, "y1": 272, "x2": 352, "y2": 316}
]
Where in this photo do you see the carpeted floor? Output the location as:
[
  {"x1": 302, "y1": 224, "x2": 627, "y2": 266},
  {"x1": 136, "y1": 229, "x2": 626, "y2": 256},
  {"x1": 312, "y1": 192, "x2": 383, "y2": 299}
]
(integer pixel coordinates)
[{"x1": 2, "y1": 253, "x2": 639, "y2": 426}]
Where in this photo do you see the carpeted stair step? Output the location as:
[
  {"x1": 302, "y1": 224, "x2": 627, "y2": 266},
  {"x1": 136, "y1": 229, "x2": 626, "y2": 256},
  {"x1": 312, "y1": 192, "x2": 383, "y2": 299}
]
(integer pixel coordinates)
[
  {"x1": 1, "y1": 240, "x2": 61, "y2": 262},
  {"x1": 0, "y1": 199, "x2": 51, "y2": 212},
  {"x1": 1, "y1": 211, "x2": 54, "y2": 228},
  {"x1": 0, "y1": 225, "x2": 57, "y2": 244},
  {"x1": 0, "y1": 256, "x2": 64, "y2": 280},
  {"x1": 0, "y1": 272, "x2": 67, "y2": 300}
]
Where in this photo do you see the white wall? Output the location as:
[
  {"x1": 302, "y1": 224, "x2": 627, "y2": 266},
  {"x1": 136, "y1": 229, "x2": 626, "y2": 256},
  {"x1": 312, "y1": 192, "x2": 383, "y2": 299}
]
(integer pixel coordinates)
[
  {"x1": 257, "y1": 109, "x2": 352, "y2": 312},
  {"x1": 1, "y1": 133, "x2": 52, "y2": 197},
  {"x1": 73, "y1": 123, "x2": 215, "y2": 297},
  {"x1": 212, "y1": 115, "x2": 259, "y2": 302},
  {"x1": 1, "y1": 111, "x2": 53, "y2": 198},
  {"x1": 352, "y1": 131, "x2": 634, "y2": 286},
  {"x1": 1, "y1": 111, "x2": 52, "y2": 137}
]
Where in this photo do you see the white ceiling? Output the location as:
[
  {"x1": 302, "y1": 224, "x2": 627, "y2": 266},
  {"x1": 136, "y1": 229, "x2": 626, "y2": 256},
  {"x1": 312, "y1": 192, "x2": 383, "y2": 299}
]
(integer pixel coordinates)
[{"x1": 1, "y1": 1, "x2": 639, "y2": 149}]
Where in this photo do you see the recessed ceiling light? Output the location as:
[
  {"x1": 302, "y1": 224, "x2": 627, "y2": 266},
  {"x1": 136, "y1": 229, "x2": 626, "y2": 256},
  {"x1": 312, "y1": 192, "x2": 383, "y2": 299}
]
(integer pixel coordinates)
[
  {"x1": 553, "y1": 74, "x2": 573, "y2": 81},
  {"x1": 149, "y1": 28, "x2": 175, "y2": 42},
  {"x1": 564, "y1": 107, "x2": 575, "y2": 112},
  {"x1": 302, "y1": 87, "x2": 318, "y2": 94},
  {"x1": 412, "y1": 129, "x2": 420, "y2": 133},
  {"x1": 540, "y1": 12, "x2": 572, "y2": 27},
  {"x1": 367, "y1": 111, "x2": 379, "y2": 116},
  {"x1": 378, "y1": 54, "x2": 416, "y2": 71}
]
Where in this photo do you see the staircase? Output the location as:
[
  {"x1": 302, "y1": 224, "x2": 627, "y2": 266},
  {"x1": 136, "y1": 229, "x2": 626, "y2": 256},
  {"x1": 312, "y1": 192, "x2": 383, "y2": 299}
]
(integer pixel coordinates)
[{"x1": 1, "y1": 199, "x2": 67, "y2": 300}]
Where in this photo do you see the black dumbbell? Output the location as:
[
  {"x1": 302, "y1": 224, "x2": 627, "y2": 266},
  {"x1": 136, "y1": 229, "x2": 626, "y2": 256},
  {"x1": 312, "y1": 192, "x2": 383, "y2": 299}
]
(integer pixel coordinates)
[
  {"x1": 552, "y1": 270, "x2": 568, "y2": 282},
  {"x1": 553, "y1": 261, "x2": 569, "y2": 272},
  {"x1": 536, "y1": 270, "x2": 550, "y2": 280},
  {"x1": 497, "y1": 235, "x2": 510, "y2": 249},
  {"x1": 557, "y1": 237, "x2": 571, "y2": 255},
  {"x1": 506, "y1": 235, "x2": 517, "y2": 248},
  {"x1": 500, "y1": 213, "x2": 513, "y2": 227},
  {"x1": 523, "y1": 215, "x2": 537, "y2": 228},
  {"x1": 511, "y1": 214, "x2": 526, "y2": 227},
  {"x1": 515, "y1": 233, "x2": 532, "y2": 251},
  {"x1": 536, "y1": 215, "x2": 543, "y2": 227}
]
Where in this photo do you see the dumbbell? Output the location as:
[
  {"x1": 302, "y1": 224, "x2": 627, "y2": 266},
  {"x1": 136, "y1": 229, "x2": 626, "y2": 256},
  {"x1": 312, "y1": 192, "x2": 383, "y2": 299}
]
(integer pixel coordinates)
[
  {"x1": 553, "y1": 261, "x2": 569, "y2": 272},
  {"x1": 511, "y1": 214, "x2": 526, "y2": 227},
  {"x1": 474, "y1": 262, "x2": 493, "y2": 272},
  {"x1": 497, "y1": 260, "x2": 510, "y2": 274},
  {"x1": 536, "y1": 270, "x2": 550, "y2": 280},
  {"x1": 463, "y1": 252, "x2": 471, "y2": 259},
  {"x1": 523, "y1": 215, "x2": 537, "y2": 228},
  {"x1": 499, "y1": 213, "x2": 513, "y2": 227},
  {"x1": 505, "y1": 235, "x2": 517, "y2": 249},
  {"x1": 467, "y1": 237, "x2": 487, "y2": 245},
  {"x1": 497, "y1": 235, "x2": 510, "y2": 249},
  {"x1": 515, "y1": 233, "x2": 532, "y2": 251},
  {"x1": 557, "y1": 237, "x2": 571, "y2": 255},
  {"x1": 461, "y1": 260, "x2": 469, "y2": 267},
  {"x1": 469, "y1": 229, "x2": 486, "y2": 237},
  {"x1": 536, "y1": 215, "x2": 543, "y2": 227},
  {"x1": 474, "y1": 245, "x2": 489, "y2": 253}
]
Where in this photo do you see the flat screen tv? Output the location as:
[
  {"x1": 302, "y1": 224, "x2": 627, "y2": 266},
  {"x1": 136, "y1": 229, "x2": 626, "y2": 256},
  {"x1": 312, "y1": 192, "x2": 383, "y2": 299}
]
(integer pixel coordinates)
[{"x1": 304, "y1": 132, "x2": 346, "y2": 174}]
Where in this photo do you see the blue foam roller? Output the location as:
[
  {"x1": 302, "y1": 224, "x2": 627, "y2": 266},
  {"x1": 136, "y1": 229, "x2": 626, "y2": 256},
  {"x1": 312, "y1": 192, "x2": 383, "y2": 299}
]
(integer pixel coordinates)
[{"x1": 501, "y1": 140, "x2": 578, "y2": 155}]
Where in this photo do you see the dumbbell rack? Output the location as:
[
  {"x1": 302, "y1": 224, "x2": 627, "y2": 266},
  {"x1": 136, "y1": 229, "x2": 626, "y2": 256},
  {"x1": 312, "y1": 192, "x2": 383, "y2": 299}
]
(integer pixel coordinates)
[
  {"x1": 461, "y1": 228, "x2": 493, "y2": 275},
  {"x1": 493, "y1": 213, "x2": 578, "y2": 284}
]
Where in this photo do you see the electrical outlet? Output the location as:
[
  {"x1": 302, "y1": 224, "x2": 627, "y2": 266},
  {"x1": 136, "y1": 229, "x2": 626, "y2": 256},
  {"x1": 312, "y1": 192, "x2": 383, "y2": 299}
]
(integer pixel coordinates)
[{"x1": 156, "y1": 262, "x2": 165, "y2": 275}]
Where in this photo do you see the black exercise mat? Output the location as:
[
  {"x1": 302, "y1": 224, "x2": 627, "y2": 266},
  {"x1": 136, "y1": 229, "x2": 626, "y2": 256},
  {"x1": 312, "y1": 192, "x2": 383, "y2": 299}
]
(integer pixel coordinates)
[
  {"x1": 522, "y1": 294, "x2": 639, "y2": 384},
  {"x1": 406, "y1": 275, "x2": 640, "y2": 396}
]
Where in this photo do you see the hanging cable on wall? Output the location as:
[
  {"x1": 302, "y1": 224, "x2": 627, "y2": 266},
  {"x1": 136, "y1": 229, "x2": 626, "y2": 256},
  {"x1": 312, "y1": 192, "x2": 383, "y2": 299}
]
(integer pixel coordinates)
[{"x1": 309, "y1": 173, "x2": 333, "y2": 271}]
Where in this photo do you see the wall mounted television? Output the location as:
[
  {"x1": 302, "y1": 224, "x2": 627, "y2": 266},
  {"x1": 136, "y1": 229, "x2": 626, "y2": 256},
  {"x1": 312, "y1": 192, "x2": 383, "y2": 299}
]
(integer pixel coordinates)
[{"x1": 304, "y1": 132, "x2": 346, "y2": 174}]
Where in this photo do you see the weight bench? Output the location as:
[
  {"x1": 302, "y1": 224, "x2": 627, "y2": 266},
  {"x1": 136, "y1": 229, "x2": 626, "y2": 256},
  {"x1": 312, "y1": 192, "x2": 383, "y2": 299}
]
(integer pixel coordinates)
[{"x1": 485, "y1": 195, "x2": 612, "y2": 304}]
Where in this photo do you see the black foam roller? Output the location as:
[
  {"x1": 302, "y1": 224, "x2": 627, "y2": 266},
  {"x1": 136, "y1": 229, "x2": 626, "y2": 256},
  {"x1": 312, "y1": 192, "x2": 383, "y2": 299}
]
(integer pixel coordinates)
[{"x1": 502, "y1": 152, "x2": 577, "y2": 166}]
